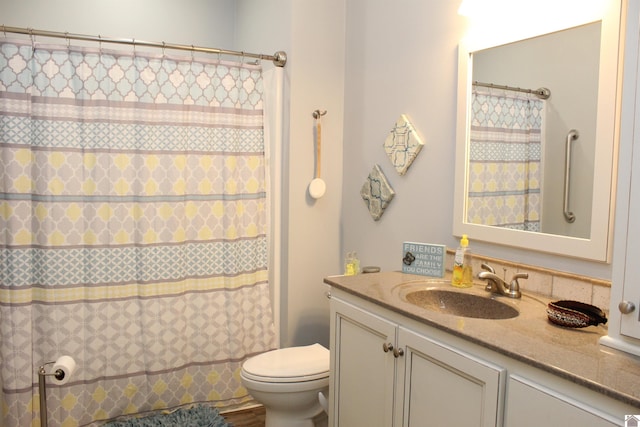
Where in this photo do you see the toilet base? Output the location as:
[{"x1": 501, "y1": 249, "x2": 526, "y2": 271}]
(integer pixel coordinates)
[
  {"x1": 265, "y1": 410, "x2": 327, "y2": 427},
  {"x1": 242, "y1": 383, "x2": 329, "y2": 427},
  {"x1": 314, "y1": 411, "x2": 328, "y2": 427},
  {"x1": 252, "y1": 386, "x2": 327, "y2": 427}
]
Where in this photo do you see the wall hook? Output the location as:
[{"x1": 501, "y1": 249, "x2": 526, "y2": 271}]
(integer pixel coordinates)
[{"x1": 312, "y1": 109, "x2": 327, "y2": 119}]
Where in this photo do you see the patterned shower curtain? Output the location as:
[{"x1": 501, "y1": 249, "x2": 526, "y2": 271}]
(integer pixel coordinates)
[
  {"x1": 0, "y1": 39, "x2": 276, "y2": 426},
  {"x1": 467, "y1": 88, "x2": 544, "y2": 231}
]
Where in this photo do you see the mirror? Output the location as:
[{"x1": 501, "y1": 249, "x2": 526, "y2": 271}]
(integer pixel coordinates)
[
  {"x1": 471, "y1": 22, "x2": 600, "y2": 239},
  {"x1": 454, "y1": 0, "x2": 623, "y2": 261}
]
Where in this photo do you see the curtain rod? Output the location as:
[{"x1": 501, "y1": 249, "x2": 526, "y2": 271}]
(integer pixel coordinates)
[
  {"x1": 1, "y1": 25, "x2": 287, "y2": 67},
  {"x1": 473, "y1": 81, "x2": 550, "y2": 99}
]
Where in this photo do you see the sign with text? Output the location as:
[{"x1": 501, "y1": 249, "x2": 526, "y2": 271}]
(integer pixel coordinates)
[{"x1": 402, "y1": 242, "x2": 446, "y2": 278}]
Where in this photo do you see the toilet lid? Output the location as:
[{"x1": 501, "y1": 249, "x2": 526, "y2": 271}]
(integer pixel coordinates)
[{"x1": 242, "y1": 344, "x2": 329, "y2": 383}]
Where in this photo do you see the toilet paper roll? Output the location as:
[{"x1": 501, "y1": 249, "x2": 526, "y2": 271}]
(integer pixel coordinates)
[{"x1": 51, "y1": 355, "x2": 76, "y2": 385}]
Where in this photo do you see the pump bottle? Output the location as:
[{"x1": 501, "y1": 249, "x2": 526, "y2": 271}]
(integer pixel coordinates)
[
  {"x1": 344, "y1": 252, "x2": 360, "y2": 276},
  {"x1": 452, "y1": 235, "x2": 473, "y2": 288}
]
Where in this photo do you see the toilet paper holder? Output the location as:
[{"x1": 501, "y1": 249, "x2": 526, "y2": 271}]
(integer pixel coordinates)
[
  {"x1": 38, "y1": 357, "x2": 76, "y2": 427},
  {"x1": 38, "y1": 360, "x2": 69, "y2": 382},
  {"x1": 38, "y1": 362, "x2": 58, "y2": 427}
]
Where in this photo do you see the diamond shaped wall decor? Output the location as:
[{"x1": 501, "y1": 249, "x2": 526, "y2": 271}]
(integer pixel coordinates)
[
  {"x1": 383, "y1": 114, "x2": 424, "y2": 176},
  {"x1": 361, "y1": 164, "x2": 395, "y2": 221}
]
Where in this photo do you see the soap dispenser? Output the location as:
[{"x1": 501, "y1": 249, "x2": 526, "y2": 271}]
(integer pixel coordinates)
[
  {"x1": 452, "y1": 235, "x2": 473, "y2": 288},
  {"x1": 344, "y1": 252, "x2": 360, "y2": 276}
]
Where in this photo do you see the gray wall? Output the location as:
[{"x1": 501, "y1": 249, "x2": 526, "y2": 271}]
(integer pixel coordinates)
[
  {"x1": 342, "y1": 0, "x2": 465, "y2": 271},
  {"x1": 0, "y1": 0, "x2": 236, "y2": 47},
  {"x1": 235, "y1": 0, "x2": 346, "y2": 348}
]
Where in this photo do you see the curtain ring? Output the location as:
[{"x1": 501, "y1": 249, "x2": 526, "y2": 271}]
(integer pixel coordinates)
[
  {"x1": 65, "y1": 32, "x2": 70, "y2": 49},
  {"x1": 162, "y1": 41, "x2": 166, "y2": 58},
  {"x1": 3, "y1": 25, "x2": 6, "y2": 38},
  {"x1": 191, "y1": 44, "x2": 195, "y2": 61}
]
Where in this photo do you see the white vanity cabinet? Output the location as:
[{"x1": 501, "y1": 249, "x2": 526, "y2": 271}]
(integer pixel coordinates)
[
  {"x1": 505, "y1": 375, "x2": 619, "y2": 427},
  {"x1": 329, "y1": 293, "x2": 505, "y2": 427},
  {"x1": 328, "y1": 285, "x2": 639, "y2": 426}
]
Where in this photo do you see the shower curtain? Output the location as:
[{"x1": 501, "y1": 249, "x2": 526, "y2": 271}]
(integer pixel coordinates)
[
  {"x1": 0, "y1": 39, "x2": 276, "y2": 426},
  {"x1": 467, "y1": 88, "x2": 544, "y2": 231}
]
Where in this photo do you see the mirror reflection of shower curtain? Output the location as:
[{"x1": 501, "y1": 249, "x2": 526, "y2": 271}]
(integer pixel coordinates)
[{"x1": 467, "y1": 89, "x2": 544, "y2": 231}]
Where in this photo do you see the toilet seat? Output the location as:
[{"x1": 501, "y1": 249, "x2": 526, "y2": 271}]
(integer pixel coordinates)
[{"x1": 241, "y1": 344, "x2": 329, "y2": 383}]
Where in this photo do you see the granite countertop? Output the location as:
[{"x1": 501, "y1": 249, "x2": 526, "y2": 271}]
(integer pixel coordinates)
[{"x1": 324, "y1": 271, "x2": 640, "y2": 409}]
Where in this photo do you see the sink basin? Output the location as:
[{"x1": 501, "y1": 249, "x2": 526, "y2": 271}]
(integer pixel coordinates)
[{"x1": 403, "y1": 288, "x2": 519, "y2": 319}]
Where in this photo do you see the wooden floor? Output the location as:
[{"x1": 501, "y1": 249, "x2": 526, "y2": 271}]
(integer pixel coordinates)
[{"x1": 223, "y1": 405, "x2": 266, "y2": 427}]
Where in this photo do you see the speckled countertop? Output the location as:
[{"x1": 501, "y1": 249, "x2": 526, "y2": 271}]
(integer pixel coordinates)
[{"x1": 324, "y1": 271, "x2": 640, "y2": 409}]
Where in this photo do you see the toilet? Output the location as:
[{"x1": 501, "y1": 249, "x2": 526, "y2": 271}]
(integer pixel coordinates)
[{"x1": 240, "y1": 343, "x2": 330, "y2": 427}]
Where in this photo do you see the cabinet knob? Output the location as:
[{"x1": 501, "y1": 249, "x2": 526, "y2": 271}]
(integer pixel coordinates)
[
  {"x1": 619, "y1": 300, "x2": 636, "y2": 314},
  {"x1": 393, "y1": 348, "x2": 404, "y2": 358},
  {"x1": 382, "y1": 342, "x2": 394, "y2": 353}
]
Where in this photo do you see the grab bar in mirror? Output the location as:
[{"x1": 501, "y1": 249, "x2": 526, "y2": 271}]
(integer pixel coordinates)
[{"x1": 563, "y1": 129, "x2": 579, "y2": 223}]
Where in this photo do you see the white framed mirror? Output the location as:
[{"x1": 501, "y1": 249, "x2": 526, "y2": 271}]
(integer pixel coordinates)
[{"x1": 454, "y1": 0, "x2": 624, "y2": 262}]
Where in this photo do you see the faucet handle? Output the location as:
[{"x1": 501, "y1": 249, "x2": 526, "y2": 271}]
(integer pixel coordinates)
[
  {"x1": 481, "y1": 263, "x2": 495, "y2": 274},
  {"x1": 509, "y1": 273, "x2": 528, "y2": 296},
  {"x1": 511, "y1": 272, "x2": 529, "y2": 281}
]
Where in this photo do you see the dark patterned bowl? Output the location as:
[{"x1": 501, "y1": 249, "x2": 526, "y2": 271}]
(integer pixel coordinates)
[{"x1": 546, "y1": 300, "x2": 607, "y2": 328}]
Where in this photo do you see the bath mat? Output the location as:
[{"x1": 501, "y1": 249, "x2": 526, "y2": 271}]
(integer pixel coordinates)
[{"x1": 103, "y1": 405, "x2": 230, "y2": 427}]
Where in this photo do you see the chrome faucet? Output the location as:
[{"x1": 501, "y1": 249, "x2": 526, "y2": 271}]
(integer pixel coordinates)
[{"x1": 477, "y1": 263, "x2": 527, "y2": 299}]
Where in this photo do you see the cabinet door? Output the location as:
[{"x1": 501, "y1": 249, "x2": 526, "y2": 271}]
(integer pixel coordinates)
[
  {"x1": 618, "y1": 52, "x2": 640, "y2": 340},
  {"x1": 395, "y1": 327, "x2": 504, "y2": 427},
  {"x1": 505, "y1": 375, "x2": 619, "y2": 427},
  {"x1": 330, "y1": 296, "x2": 397, "y2": 427},
  {"x1": 613, "y1": 0, "x2": 640, "y2": 341}
]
